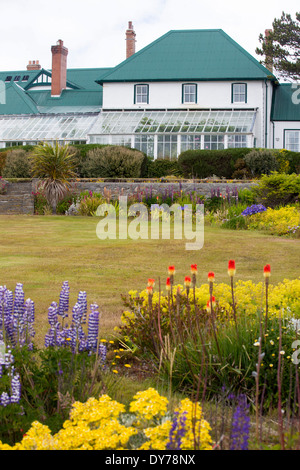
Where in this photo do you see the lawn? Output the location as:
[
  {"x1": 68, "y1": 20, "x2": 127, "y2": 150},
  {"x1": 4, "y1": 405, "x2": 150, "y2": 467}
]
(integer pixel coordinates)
[{"x1": 0, "y1": 214, "x2": 299, "y2": 346}]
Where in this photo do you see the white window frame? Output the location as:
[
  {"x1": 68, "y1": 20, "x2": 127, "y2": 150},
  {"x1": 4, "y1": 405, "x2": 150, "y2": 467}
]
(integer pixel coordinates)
[
  {"x1": 134, "y1": 84, "x2": 149, "y2": 105},
  {"x1": 232, "y1": 83, "x2": 247, "y2": 103},
  {"x1": 182, "y1": 83, "x2": 197, "y2": 104},
  {"x1": 284, "y1": 130, "x2": 300, "y2": 152}
]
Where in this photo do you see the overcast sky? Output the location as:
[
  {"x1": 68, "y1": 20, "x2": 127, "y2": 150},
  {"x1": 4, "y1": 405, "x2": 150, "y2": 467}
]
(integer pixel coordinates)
[{"x1": 0, "y1": 0, "x2": 299, "y2": 72}]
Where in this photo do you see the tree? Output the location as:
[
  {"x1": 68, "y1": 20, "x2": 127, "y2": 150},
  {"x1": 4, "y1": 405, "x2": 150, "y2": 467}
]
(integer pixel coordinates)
[
  {"x1": 30, "y1": 141, "x2": 77, "y2": 214},
  {"x1": 256, "y1": 11, "x2": 300, "y2": 81}
]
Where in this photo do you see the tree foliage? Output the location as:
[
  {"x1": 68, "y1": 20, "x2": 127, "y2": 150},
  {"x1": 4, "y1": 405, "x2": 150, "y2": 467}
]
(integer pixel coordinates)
[
  {"x1": 256, "y1": 11, "x2": 300, "y2": 80},
  {"x1": 30, "y1": 141, "x2": 77, "y2": 213}
]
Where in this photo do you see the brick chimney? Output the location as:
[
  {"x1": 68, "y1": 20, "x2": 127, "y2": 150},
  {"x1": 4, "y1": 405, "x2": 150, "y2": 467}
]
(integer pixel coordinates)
[
  {"x1": 27, "y1": 60, "x2": 41, "y2": 71},
  {"x1": 51, "y1": 39, "x2": 68, "y2": 97},
  {"x1": 264, "y1": 29, "x2": 273, "y2": 73},
  {"x1": 126, "y1": 21, "x2": 136, "y2": 59}
]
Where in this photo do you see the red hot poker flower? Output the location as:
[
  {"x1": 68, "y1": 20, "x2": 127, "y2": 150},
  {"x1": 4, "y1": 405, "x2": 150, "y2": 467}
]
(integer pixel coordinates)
[
  {"x1": 208, "y1": 272, "x2": 215, "y2": 283},
  {"x1": 147, "y1": 278, "x2": 155, "y2": 287},
  {"x1": 168, "y1": 265, "x2": 175, "y2": 275},
  {"x1": 264, "y1": 264, "x2": 271, "y2": 278},
  {"x1": 184, "y1": 276, "x2": 191, "y2": 287},
  {"x1": 146, "y1": 285, "x2": 153, "y2": 295},
  {"x1": 206, "y1": 296, "x2": 216, "y2": 311},
  {"x1": 228, "y1": 260, "x2": 236, "y2": 277},
  {"x1": 191, "y1": 264, "x2": 198, "y2": 274},
  {"x1": 166, "y1": 277, "x2": 171, "y2": 291}
]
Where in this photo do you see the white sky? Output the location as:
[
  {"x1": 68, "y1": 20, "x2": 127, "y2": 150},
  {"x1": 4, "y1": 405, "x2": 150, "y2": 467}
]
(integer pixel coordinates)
[{"x1": 0, "y1": 0, "x2": 299, "y2": 71}]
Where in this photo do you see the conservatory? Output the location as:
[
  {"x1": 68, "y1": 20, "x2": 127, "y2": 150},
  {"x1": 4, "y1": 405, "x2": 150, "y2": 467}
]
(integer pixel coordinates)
[
  {"x1": 0, "y1": 113, "x2": 98, "y2": 148},
  {"x1": 88, "y1": 109, "x2": 257, "y2": 158}
]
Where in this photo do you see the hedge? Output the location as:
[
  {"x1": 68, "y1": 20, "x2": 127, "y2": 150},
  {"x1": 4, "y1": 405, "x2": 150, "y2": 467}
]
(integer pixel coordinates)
[{"x1": 178, "y1": 148, "x2": 254, "y2": 179}]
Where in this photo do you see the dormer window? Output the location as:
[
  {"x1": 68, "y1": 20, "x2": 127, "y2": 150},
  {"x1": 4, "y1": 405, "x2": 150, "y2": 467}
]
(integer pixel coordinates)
[
  {"x1": 232, "y1": 83, "x2": 247, "y2": 103},
  {"x1": 134, "y1": 84, "x2": 149, "y2": 104},
  {"x1": 5, "y1": 76, "x2": 12, "y2": 82},
  {"x1": 182, "y1": 84, "x2": 197, "y2": 104}
]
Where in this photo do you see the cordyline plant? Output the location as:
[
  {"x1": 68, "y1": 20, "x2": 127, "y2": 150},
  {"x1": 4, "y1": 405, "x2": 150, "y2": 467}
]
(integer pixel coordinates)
[{"x1": 30, "y1": 141, "x2": 77, "y2": 214}]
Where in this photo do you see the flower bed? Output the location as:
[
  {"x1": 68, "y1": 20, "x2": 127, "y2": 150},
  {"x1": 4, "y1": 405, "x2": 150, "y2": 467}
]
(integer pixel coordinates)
[{"x1": 0, "y1": 389, "x2": 212, "y2": 450}]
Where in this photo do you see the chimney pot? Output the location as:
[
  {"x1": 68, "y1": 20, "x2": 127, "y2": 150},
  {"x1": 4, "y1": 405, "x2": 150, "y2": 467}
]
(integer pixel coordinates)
[{"x1": 27, "y1": 60, "x2": 41, "y2": 70}]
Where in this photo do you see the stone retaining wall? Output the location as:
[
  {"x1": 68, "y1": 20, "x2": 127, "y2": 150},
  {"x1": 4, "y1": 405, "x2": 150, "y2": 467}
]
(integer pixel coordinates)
[
  {"x1": 72, "y1": 180, "x2": 256, "y2": 200},
  {"x1": 0, "y1": 181, "x2": 34, "y2": 215},
  {"x1": 0, "y1": 179, "x2": 257, "y2": 215}
]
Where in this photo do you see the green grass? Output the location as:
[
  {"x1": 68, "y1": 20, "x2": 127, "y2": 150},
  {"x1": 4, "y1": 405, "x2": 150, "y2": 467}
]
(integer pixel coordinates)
[{"x1": 0, "y1": 214, "x2": 300, "y2": 346}]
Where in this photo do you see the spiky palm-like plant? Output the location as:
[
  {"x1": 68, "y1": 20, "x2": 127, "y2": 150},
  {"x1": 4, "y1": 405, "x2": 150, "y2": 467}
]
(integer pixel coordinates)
[{"x1": 30, "y1": 141, "x2": 77, "y2": 213}]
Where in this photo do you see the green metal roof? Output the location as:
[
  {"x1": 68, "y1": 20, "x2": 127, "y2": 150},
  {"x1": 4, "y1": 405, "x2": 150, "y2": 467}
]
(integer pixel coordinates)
[
  {"x1": 67, "y1": 68, "x2": 112, "y2": 91},
  {"x1": 28, "y1": 89, "x2": 102, "y2": 110},
  {"x1": 271, "y1": 84, "x2": 300, "y2": 121},
  {"x1": 0, "y1": 67, "x2": 110, "y2": 115},
  {"x1": 98, "y1": 29, "x2": 276, "y2": 83},
  {"x1": 0, "y1": 81, "x2": 39, "y2": 115}
]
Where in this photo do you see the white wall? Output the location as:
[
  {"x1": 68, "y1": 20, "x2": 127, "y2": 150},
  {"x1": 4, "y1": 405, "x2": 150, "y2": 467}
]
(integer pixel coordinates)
[
  {"x1": 102, "y1": 80, "x2": 265, "y2": 110},
  {"x1": 272, "y1": 121, "x2": 300, "y2": 150}
]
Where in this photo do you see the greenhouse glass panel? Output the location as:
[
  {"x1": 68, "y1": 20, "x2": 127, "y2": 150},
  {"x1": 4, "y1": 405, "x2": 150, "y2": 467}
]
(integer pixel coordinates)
[
  {"x1": 134, "y1": 135, "x2": 154, "y2": 157},
  {"x1": 0, "y1": 114, "x2": 98, "y2": 142},
  {"x1": 204, "y1": 134, "x2": 224, "y2": 150},
  {"x1": 228, "y1": 135, "x2": 247, "y2": 148},
  {"x1": 181, "y1": 134, "x2": 202, "y2": 152},
  {"x1": 88, "y1": 110, "x2": 256, "y2": 136}
]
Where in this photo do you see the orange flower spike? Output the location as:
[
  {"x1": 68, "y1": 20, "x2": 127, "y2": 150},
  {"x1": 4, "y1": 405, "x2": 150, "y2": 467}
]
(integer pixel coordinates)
[
  {"x1": 168, "y1": 265, "x2": 175, "y2": 275},
  {"x1": 208, "y1": 272, "x2": 215, "y2": 283},
  {"x1": 228, "y1": 260, "x2": 236, "y2": 277},
  {"x1": 166, "y1": 277, "x2": 171, "y2": 292},
  {"x1": 147, "y1": 278, "x2": 155, "y2": 287},
  {"x1": 146, "y1": 285, "x2": 153, "y2": 295},
  {"x1": 184, "y1": 276, "x2": 191, "y2": 288},
  {"x1": 190, "y1": 264, "x2": 198, "y2": 274},
  {"x1": 206, "y1": 296, "x2": 216, "y2": 312},
  {"x1": 264, "y1": 264, "x2": 271, "y2": 278}
]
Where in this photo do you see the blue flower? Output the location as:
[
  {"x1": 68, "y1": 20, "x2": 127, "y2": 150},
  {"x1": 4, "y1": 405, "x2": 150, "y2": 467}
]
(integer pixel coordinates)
[
  {"x1": 230, "y1": 394, "x2": 250, "y2": 450},
  {"x1": 241, "y1": 204, "x2": 267, "y2": 217}
]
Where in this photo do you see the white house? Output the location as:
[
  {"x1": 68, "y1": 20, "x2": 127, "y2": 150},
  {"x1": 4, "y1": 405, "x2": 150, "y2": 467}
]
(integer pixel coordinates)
[{"x1": 0, "y1": 23, "x2": 299, "y2": 157}]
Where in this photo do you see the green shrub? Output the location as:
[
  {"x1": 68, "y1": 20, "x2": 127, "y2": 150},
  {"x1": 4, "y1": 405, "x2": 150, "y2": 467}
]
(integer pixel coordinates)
[
  {"x1": 252, "y1": 172, "x2": 300, "y2": 208},
  {"x1": 80, "y1": 146, "x2": 147, "y2": 179},
  {"x1": 232, "y1": 158, "x2": 252, "y2": 179},
  {"x1": 275, "y1": 149, "x2": 300, "y2": 174},
  {"x1": 0, "y1": 151, "x2": 7, "y2": 176},
  {"x1": 238, "y1": 187, "x2": 257, "y2": 205},
  {"x1": 244, "y1": 149, "x2": 279, "y2": 177},
  {"x1": 56, "y1": 192, "x2": 78, "y2": 215},
  {"x1": 221, "y1": 203, "x2": 249, "y2": 230},
  {"x1": 178, "y1": 148, "x2": 253, "y2": 179},
  {"x1": 78, "y1": 192, "x2": 105, "y2": 216},
  {"x1": 147, "y1": 158, "x2": 181, "y2": 178},
  {"x1": 2, "y1": 149, "x2": 32, "y2": 178}
]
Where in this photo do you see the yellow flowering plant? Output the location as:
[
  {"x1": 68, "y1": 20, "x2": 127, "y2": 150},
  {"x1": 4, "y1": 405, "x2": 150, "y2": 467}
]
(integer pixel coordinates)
[
  {"x1": 118, "y1": 265, "x2": 300, "y2": 409},
  {"x1": 0, "y1": 388, "x2": 212, "y2": 451},
  {"x1": 119, "y1": 277, "x2": 300, "y2": 357},
  {"x1": 247, "y1": 205, "x2": 300, "y2": 236}
]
